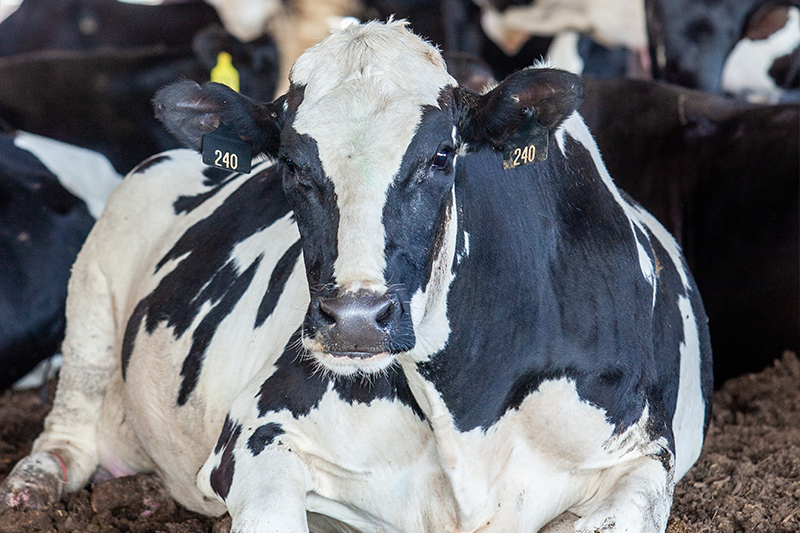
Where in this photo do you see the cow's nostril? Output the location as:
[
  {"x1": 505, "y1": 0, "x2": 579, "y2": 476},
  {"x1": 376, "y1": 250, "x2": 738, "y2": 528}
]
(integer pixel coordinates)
[
  {"x1": 318, "y1": 300, "x2": 337, "y2": 325},
  {"x1": 375, "y1": 299, "x2": 394, "y2": 328}
]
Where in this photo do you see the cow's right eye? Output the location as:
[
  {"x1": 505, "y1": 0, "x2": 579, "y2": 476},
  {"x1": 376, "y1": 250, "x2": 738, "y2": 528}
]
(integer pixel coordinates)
[
  {"x1": 431, "y1": 147, "x2": 453, "y2": 171},
  {"x1": 284, "y1": 157, "x2": 297, "y2": 174}
]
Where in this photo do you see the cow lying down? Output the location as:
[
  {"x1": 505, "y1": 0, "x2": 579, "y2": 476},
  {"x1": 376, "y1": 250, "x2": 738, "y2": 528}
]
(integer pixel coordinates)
[{"x1": 0, "y1": 20, "x2": 712, "y2": 533}]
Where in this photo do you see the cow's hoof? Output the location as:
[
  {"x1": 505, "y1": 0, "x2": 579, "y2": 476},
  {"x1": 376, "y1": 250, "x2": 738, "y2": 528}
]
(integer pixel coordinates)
[{"x1": 0, "y1": 452, "x2": 65, "y2": 510}]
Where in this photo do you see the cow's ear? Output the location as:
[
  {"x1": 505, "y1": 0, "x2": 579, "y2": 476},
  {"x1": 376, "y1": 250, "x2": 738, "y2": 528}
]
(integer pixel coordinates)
[
  {"x1": 457, "y1": 68, "x2": 583, "y2": 149},
  {"x1": 153, "y1": 81, "x2": 283, "y2": 158}
]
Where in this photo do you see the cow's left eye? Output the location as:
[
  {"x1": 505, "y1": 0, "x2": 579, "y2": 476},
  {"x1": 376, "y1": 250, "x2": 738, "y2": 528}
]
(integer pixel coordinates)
[
  {"x1": 432, "y1": 147, "x2": 452, "y2": 170},
  {"x1": 283, "y1": 157, "x2": 297, "y2": 174}
]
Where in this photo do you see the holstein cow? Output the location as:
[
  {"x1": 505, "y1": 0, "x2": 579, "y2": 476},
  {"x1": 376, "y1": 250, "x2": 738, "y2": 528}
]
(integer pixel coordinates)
[
  {"x1": 646, "y1": 0, "x2": 800, "y2": 95},
  {"x1": 0, "y1": 25, "x2": 279, "y2": 173},
  {"x1": 0, "y1": 21, "x2": 712, "y2": 533},
  {"x1": 0, "y1": 127, "x2": 121, "y2": 392}
]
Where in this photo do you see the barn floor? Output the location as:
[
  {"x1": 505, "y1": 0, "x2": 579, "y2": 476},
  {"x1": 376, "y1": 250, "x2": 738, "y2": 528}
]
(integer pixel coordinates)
[{"x1": 1, "y1": 352, "x2": 799, "y2": 533}]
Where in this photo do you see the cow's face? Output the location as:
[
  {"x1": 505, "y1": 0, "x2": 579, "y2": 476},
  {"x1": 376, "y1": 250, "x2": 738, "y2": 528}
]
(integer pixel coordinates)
[
  {"x1": 274, "y1": 24, "x2": 460, "y2": 375},
  {"x1": 154, "y1": 20, "x2": 582, "y2": 376}
]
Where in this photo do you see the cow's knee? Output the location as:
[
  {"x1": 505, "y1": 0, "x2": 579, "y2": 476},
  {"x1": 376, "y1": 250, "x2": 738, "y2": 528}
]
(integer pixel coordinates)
[
  {"x1": 0, "y1": 452, "x2": 66, "y2": 509},
  {"x1": 198, "y1": 436, "x2": 311, "y2": 533},
  {"x1": 573, "y1": 457, "x2": 673, "y2": 533}
]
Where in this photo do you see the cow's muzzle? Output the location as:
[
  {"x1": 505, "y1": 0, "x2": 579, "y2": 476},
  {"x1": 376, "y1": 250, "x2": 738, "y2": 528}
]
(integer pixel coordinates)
[{"x1": 305, "y1": 290, "x2": 416, "y2": 360}]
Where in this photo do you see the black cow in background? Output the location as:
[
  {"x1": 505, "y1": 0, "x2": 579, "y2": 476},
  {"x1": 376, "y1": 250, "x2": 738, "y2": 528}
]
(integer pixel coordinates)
[
  {"x1": 0, "y1": 0, "x2": 279, "y2": 390},
  {"x1": 0, "y1": 0, "x2": 279, "y2": 173},
  {"x1": 0, "y1": 124, "x2": 122, "y2": 392}
]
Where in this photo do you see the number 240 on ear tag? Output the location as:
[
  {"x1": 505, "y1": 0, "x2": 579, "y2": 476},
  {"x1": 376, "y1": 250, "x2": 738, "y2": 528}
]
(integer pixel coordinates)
[
  {"x1": 502, "y1": 110, "x2": 548, "y2": 170},
  {"x1": 201, "y1": 123, "x2": 252, "y2": 173}
]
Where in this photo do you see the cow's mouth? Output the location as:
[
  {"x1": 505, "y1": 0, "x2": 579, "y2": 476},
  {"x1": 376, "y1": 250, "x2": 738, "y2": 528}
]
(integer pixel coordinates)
[
  {"x1": 305, "y1": 341, "x2": 396, "y2": 376},
  {"x1": 329, "y1": 350, "x2": 389, "y2": 359}
]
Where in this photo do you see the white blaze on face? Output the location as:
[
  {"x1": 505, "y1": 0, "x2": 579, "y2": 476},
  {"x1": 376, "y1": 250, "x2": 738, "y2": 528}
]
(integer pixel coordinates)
[{"x1": 290, "y1": 21, "x2": 456, "y2": 293}]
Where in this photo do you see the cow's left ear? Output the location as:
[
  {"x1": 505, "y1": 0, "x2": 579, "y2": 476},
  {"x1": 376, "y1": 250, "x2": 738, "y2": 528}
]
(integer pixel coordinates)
[
  {"x1": 153, "y1": 80, "x2": 284, "y2": 158},
  {"x1": 456, "y1": 68, "x2": 583, "y2": 149}
]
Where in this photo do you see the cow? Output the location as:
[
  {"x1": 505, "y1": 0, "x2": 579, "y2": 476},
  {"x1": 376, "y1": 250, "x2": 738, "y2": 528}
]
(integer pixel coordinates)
[
  {"x1": 0, "y1": 127, "x2": 122, "y2": 392},
  {"x1": 0, "y1": 25, "x2": 279, "y2": 173},
  {"x1": 0, "y1": 21, "x2": 712, "y2": 533},
  {"x1": 721, "y1": 6, "x2": 800, "y2": 102},
  {"x1": 646, "y1": 0, "x2": 800, "y2": 94},
  {"x1": 474, "y1": 0, "x2": 649, "y2": 78}
]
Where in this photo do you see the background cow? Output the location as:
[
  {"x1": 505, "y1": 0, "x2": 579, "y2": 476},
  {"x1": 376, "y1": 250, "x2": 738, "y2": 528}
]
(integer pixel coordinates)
[
  {"x1": 646, "y1": 0, "x2": 800, "y2": 97},
  {"x1": 0, "y1": 28, "x2": 279, "y2": 174},
  {"x1": 0, "y1": 0, "x2": 279, "y2": 173},
  {"x1": 0, "y1": 21, "x2": 711, "y2": 533},
  {"x1": 0, "y1": 125, "x2": 121, "y2": 392}
]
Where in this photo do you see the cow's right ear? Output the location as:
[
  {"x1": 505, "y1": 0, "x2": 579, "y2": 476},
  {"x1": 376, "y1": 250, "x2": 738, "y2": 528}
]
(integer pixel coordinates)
[{"x1": 153, "y1": 81, "x2": 284, "y2": 158}]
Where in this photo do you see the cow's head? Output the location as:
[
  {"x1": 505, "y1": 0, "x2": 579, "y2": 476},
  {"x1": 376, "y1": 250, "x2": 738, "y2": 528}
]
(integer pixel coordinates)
[{"x1": 154, "y1": 20, "x2": 582, "y2": 376}]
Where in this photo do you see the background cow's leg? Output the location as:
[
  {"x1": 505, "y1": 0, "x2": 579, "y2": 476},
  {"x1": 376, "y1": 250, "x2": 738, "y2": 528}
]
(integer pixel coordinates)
[
  {"x1": 1, "y1": 252, "x2": 119, "y2": 508},
  {"x1": 572, "y1": 456, "x2": 673, "y2": 533}
]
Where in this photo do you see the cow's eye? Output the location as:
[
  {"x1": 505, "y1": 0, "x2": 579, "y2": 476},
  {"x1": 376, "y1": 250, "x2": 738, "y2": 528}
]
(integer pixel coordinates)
[
  {"x1": 283, "y1": 157, "x2": 297, "y2": 174},
  {"x1": 432, "y1": 147, "x2": 452, "y2": 170}
]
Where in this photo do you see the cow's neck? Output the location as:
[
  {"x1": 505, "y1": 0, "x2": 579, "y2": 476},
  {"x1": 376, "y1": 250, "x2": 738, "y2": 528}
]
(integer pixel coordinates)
[{"x1": 397, "y1": 149, "x2": 573, "y2": 527}]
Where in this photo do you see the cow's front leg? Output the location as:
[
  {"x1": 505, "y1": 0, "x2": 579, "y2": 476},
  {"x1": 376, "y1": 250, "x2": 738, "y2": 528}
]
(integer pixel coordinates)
[
  {"x1": 197, "y1": 418, "x2": 312, "y2": 533},
  {"x1": 572, "y1": 455, "x2": 674, "y2": 533},
  {"x1": 1, "y1": 257, "x2": 118, "y2": 509}
]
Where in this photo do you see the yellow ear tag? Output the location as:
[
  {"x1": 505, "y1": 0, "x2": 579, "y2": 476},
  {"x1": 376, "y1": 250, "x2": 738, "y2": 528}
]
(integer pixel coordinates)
[{"x1": 211, "y1": 52, "x2": 240, "y2": 92}]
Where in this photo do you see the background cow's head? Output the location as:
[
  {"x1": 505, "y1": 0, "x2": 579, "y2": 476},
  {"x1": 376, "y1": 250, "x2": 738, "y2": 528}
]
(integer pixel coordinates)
[{"x1": 154, "y1": 20, "x2": 582, "y2": 376}]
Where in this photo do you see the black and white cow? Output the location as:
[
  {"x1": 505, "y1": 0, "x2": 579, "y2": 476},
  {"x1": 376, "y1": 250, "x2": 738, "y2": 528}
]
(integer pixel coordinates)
[
  {"x1": 0, "y1": 127, "x2": 121, "y2": 392},
  {"x1": 0, "y1": 21, "x2": 712, "y2": 533},
  {"x1": 646, "y1": 0, "x2": 800, "y2": 95},
  {"x1": 0, "y1": 26, "x2": 279, "y2": 174}
]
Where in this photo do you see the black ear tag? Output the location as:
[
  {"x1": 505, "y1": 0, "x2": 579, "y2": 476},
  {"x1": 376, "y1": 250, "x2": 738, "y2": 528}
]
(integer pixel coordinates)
[
  {"x1": 201, "y1": 123, "x2": 252, "y2": 173},
  {"x1": 502, "y1": 109, "x2": 548, "y2": 170}
]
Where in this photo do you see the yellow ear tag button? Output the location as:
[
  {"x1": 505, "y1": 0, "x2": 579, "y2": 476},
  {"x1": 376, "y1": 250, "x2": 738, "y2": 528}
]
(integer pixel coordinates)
[{"x1": 211, "y1": 52, "x2": 240, "y2": 93}]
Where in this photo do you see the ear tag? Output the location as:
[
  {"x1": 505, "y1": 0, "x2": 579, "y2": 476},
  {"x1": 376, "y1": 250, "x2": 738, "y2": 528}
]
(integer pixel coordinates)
[
  {"x1": 201, "y1": 123, "x2": 252, "y2": 173},
  {"x1": 210, "y1": 51, "x2": 240, "y2": 93},
  {"x1": 502, "y1": 109, "x2": 548, "y2": 170}
]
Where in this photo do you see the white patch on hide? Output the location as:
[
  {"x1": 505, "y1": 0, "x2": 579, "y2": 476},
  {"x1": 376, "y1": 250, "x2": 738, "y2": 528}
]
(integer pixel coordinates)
[{"x1": 15, "y1": 131, "x2": 122, "y2": 219}]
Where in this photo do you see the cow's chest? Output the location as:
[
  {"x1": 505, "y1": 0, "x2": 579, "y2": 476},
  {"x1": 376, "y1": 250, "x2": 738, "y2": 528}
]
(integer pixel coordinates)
[{"x1": 271, "y1": 372, "x2": 652, "y2": 533}]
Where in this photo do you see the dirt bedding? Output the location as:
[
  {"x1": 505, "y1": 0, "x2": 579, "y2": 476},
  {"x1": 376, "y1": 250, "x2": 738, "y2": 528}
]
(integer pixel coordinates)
[{"x1": 1, "y1": 352, "x2": 799, "y2": 533}]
